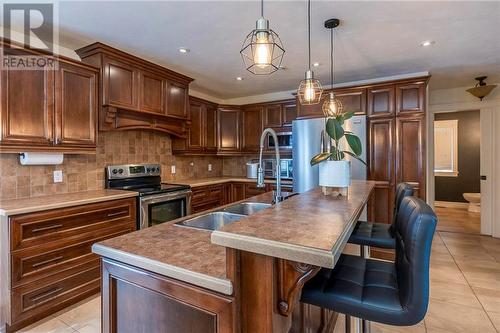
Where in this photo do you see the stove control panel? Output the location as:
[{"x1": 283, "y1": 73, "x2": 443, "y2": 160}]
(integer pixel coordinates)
[{"x1": 106, "y1": 164, "x2": 161, "y2": 179}]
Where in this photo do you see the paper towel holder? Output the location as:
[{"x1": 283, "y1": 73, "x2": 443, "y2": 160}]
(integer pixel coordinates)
[{"x1": 19, "y1": 152, "x2": 64, "y2": 165}]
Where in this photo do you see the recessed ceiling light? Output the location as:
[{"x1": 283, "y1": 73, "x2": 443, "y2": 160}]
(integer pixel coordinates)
[
  {"x1": 419, "y1": 40, "x2": 435, "y2": 47},
  {"x1": 178, "y1": 47, "x2": 190, "y2": 53},
  {"x1": 278, "y1": 65, "x2": 287, "y2": 70},
  {"x1": 313, "y1": 62, "x2": 320, "y2": 67},
  {"x1": 236, "y1": 77, "x2": 244, "y2": 81}
]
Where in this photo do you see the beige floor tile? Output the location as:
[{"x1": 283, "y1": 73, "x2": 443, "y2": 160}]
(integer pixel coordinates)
[
  {"x1": 430, "y1": 261, "x2": 468, "y2": 285},
  {"x1": 487, "y1": 311, "x2": 500, "y2": 331},
  {"x1": 472, "y1": 287, "x2": 500, "y2": 313},
  {"x1": 460, "y1": 268, "x2": 500, "y2": 291},
  {"x1": 17, "y1": 317, "x2": 75, "y2": 333},
  {"x1": 425, "y1": 299, "x2": 496, "y2": 333},
  {"x1": 371, "y1": 321, "x2": 426, "y2": 333},
  {"x1": 430, "y1": 279, "x2": 482, "y2": 309},
  {"x1": 57, "y1": 296, "x2": 100, "y2": 331},
  {"x1": 75, "y1": 317, "x2": 100, "y2": 333}
]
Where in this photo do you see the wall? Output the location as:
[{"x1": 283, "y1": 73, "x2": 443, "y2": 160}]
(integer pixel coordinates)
[
  {"x1": 434, "y1": 110, "x2": 480, "y2": 202},
  {"x1": 0, "y1": 131, "x2": 222, "y2": 201}
]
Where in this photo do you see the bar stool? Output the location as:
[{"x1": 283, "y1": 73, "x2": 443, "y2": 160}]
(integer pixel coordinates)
[
  {"x1": 349, "y1": 183, "x2": 414, "y2": 254},
  {"x1": 301, "y1": 197, "x2": 437, "y2": 332}
]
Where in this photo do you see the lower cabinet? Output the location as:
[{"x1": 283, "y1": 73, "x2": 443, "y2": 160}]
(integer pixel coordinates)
[
  {"x1": 4, "y1": 198, "x2": 137, "y2": 332},
  {"x1": 101, "y1": 258, "x2": 235, "y2": 333}
]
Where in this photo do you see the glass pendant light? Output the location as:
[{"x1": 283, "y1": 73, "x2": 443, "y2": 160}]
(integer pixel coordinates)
[
  {"x1": 297, "y1": 0, "x2": 323, "y2": 105},
  {"x1": 322, "y1": 18, "x2": 344, "y2": 117},
  {"x1": 240, "y1": 0, "x2": 285, "y2": 75}
]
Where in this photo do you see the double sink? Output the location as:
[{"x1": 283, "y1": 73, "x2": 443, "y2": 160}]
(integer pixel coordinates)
[{"x1": 175, "y1": 202, "x2": 272, "y2": 231}]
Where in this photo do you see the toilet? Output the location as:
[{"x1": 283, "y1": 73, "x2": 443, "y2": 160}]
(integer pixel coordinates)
[{"x1": 463, "y1": 193, "x2": 481, "y2": 213}]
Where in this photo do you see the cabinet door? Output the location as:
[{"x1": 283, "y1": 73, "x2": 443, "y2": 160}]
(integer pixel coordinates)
[
  {"x1": 187, "y1": 100, "x2": 204, "y2": 150},
  {"x1": 396, "y1": 82, "x2": 425, "y2": 116},
  {"x1": 139, "y1": 71, "x2": 165, "y2": 114},
  {"x1": 1, "y1": 65, "x2": 54, "y2": 146},
  {"x1": 334, "y1": 88, "x2": 367, "y2": 115},
  {"x1": 282, "y1": 102, "x2": 297, "y2": 126},
  {"x1": 205, "y1": 104, "x2": 218, "y2": 152},
  {"x1": 166, "y1": 81, "x2": 188, "y2": 118},
  {"x1": 241, "y1": 106, "x2": 263, "y2": 151},
  {"x1": 396, "y1": 115, "x2": 425, "y2": 199},
  {"x1": 368, "y1": 118, "x2": 395, "y2": 224},
  {"x1": 103, "y1": 56, "x2": 139, "y2": 110},
  {"x1": 296, "y1": 96, "x2": 325, "y2": 119},
  {"x1": 367, "y1": 85, "x2": 395, "y2": 118},
  {"x1": 218, "y1": 108, "x2": 240, "y2": 152},
  {"x1": 55, "y1": 62, "x2": 97, "y2": 147},
  {"x1": 264, "y1": 104, "x2": 282, "y2": 128},
  {"x1": 231, "y1": 183, "x2": 246, "y2": 202}
]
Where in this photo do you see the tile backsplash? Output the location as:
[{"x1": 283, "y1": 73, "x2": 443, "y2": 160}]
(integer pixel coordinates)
[{"x1": 0, "y1": 130, "x2": 223, "y2": 200}]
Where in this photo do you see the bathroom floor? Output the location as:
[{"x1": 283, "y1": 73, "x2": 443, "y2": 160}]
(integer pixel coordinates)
[
  {"x1": 17, "y1": 231, "x2": 500, "y2": 333},
  {"x1": 435, "y1": 206, "x2": 481, "y2": 235}
]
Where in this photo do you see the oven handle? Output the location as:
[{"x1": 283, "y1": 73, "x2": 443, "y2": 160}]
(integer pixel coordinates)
[{"x1": 140, "y1": 189, "x2": 192, "y2": 205}]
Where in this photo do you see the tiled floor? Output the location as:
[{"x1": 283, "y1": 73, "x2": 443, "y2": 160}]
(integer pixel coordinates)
[
  {"x1": 435, "y1": 206, "x2": 481, "y2": 235},
  {"x1": 18, "y1": 231, "x2": 500, "y2": 333}
]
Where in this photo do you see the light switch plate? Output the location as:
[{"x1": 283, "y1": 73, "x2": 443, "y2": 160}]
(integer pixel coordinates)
[
  {"x1": 208, "y1": 164, "x2": 212, "y2": 172},
  {"x1": 171, "y1": 165, "x2": 176, "y2": 174},
  {"x1": 53, "y1": 170, "x2": 63, "y2": 183}
]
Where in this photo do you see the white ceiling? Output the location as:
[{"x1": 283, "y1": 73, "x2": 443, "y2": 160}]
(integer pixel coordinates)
[{"x1": 27, "y1": 1, "x2": 500, "y2": 99}]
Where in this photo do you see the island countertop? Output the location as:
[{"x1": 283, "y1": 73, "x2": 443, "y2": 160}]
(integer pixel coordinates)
[{"x1": 92, "y1": 180, "x2": 375, "y2": 295}]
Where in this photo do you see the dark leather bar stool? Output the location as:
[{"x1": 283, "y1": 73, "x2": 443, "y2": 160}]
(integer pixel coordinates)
[
  {"x1": 349, "y1": 183, "x2": 414, "y2": 253},
  {"x1": 301, "y1": 197, "x2": 437, "y2": 332}
]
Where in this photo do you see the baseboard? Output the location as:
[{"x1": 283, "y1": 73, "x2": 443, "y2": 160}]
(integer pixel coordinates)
[{"x1": 435, "y1": 201, "x2": 469, "y2": 209}]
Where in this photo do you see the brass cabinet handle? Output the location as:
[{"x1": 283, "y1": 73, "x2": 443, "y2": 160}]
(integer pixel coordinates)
[
  {"x1": 32, "y1": 256, "x2": 64, "y2": 268},
  {"x1": 107, "y1": 210, "x2": 128, "y2": 217},
  {"x1": 31, "y1": 224, "x2": 63, "y2": 233},
  {"x1": 30, "y1": 287, "x2": 63, "y2": 303},
  {"x1": 53, "y1": 138, "x2": 60, "y2": 145}
]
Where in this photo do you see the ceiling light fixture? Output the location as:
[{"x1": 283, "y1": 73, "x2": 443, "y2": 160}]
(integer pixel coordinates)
[
  {"x1": 297, "y1": 0, "x2": 323, "y2": 105},
  {"x1": 240, "y1": 0, "x2": 285, "y2": 75},
  {"x1": 322, "y1": 18, "x2": 343, "y2": 117},
  {"x1": 179, "y1": 47, "x2": 190, "y2": 53},
  {"x1": 313, "y1": 62, "x2": 320, "y2": 67},
  {"x1": 466, "y1": 76, "x2": 497, "y2": 100},
  {"x1": 419, "y1": 40, "x2": 435, "y2": 47},
  {"x1": 236, "y1": 77, "x2": 244, "y2": 81}
]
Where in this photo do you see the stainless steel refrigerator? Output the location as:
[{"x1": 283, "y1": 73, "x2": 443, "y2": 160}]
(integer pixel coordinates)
[{"x1": 292, "y1": 116, "x2": 367, "y2": 193}]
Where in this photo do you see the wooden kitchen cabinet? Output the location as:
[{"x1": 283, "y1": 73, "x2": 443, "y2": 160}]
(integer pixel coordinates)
[
  {"x1": 205, "y1": 104, "x2": 218, "y2": 152},
  {"x1": 367, "y1": 85, "x2": 395, "y2": 118},
  {"x1": 76, "y1": 42, "x2": 193, "y2": 137},
  {"x1": 0, "y1": 39, "x2": 98, "y2": 153},
  {"x1": 4, "y1": 198, "x2": 137, "y2": 332},
  {"x1": 396, "y1": 81, "x2": 426, "y2": 116},
  {"x1": 264, "y1": 104, "x2": 283, "y2": 127},
  {"x1": 282, "y1": 101, "x2": 297, "y2": 126},
  {"x1": 217, "y1": 106, "x2": 241, "y2": 153},
  {"x1": 241, "y1": 106, "x2": 263, "y2": 152},
  {"x1": 231, "y1": 183, "x2": 246, "y2": 202},
  {"x1": 334, "y1": 87, "x2": 367, "y2": 115}
]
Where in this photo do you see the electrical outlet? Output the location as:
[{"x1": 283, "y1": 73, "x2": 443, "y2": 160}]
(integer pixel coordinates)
[
  {"x1": 53, "y1": 170, "x2": 63, "y2": 183},
  {"x1": 171, "y1": 165, "x2": 176, "y2": 174},
  {"x1": 208, "y1": 164, "x2": 212, "y2": 172}
]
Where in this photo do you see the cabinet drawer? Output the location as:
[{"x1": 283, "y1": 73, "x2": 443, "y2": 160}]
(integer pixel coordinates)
[
  {"x1": 11, "y1": 260, "x2": 100, "y2": 324},
  {"x1": 209, "y1": 185, "x2": 223, "y2": 202},
  {"x1": 12, "y1": 224, "x2": 133, "y2": 287},
  {"x1": 11, "y1": 198, "x2": 136, "y2": 251},
  {"x1": 191, "y1": 187, "x2": 210, "y2": 204},
  {"x1": 192, "y1": 201, "x2": 221, "y2": 214}
]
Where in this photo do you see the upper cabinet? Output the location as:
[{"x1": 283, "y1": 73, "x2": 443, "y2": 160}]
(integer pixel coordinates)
[
  {"x1": 282, "y1": 101, "x2": 297, "y2": 126},
  {"x1": 263, "y1": 104, "x2": 282, "y2": 128},
  {"x1": 241, "y1": 106, "x2": 263, "y2": 152},
  {"x1": 0, "y1": 39, "x2": 98, "y2": 153},
  {"x1": 367, "y1": 85, "x2": 395, "y2": 118},
  {"x1": 396, "y1": 81, "x2": 426, "y2": 116},
  {"x1": 334, "y1": 87, "x2": 367, "y2": 115},
  {"x1": 217, "y1": 106, "x2": 241, "y2": 153},
  {"x1": 76, "y1": 42, "x2": 193, "y2": 138}
]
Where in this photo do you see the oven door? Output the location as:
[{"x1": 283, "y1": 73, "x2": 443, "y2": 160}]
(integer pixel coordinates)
[{"x1": 139, "y1": 190, "x2": 192, "y2": 229}]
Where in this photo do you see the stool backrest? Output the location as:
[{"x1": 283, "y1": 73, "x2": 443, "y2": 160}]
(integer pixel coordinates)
[
  {"x1": 394, "y1": 196, "x2": 437, "y2": 325},
  {"x1": 390, "y1": 183, "x2": 414, "y2": 234}
]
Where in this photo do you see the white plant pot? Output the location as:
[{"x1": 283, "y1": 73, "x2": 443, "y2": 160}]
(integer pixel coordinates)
[{"x1": 319, "y1": 160, "x2": 351, "y2": 188}]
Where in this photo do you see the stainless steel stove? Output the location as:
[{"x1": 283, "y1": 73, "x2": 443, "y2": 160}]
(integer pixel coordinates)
[{"x1": 106, "y1": 164, "x2": 192, "y2": 229}]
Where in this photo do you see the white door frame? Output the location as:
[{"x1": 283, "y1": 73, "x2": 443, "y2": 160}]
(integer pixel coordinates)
[{"x1": 427, "y1": 99, "x2": 499, "y2": 237}]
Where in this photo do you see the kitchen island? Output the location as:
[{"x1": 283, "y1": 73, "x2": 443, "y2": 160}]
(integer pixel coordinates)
[{"x1": 92, "y1": 180, "x2": 375, "y2": 333}]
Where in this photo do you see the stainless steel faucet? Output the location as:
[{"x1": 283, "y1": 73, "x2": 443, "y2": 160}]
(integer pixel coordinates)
[{"x1": 257, "y1": 128, "x2": 282, "y2": 203}]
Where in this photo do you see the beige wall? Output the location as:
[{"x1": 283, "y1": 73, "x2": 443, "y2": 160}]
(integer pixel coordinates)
[{"x1": 0, "y1": 130, "x2": 223, "y2": 201}]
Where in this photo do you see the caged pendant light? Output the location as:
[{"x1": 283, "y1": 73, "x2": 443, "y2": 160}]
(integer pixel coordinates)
[
  {"x1": 297, "y1": 0, "x2": 323, "y2": 105},
  {"x1": 240, "y1": 0, "x2": 285, "y2": 75},
  {"x1": 322, "y1": 18, "x2": 344, "y2": 117}
]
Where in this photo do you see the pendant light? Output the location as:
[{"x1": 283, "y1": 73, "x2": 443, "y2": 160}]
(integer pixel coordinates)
[
  {"x1": 297, "y1": 0, "x2": 323, "y2": 105},
  {"x1": 466, "y1": 76, "x2": 497, "y2": 100},
  {"x1": 240, "y1": 0, "x2": 285, "y2": 75},
  {"x1": 322, "y1": 18, "x2": 344, "y2": 117}
]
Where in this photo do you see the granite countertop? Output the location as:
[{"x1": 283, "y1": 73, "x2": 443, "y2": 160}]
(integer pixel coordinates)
[
  {"x1": 211, "y1": 180, "x2": 376, "y2": 268},
  {"x1": 93, "y1": 180, "x2": 375, "y2": 296},
  {"x1": 0, "y1": 189, "x2": 138, "y2": 216},
  {"x1": 168, "y1": 176, "x2": 293, "y2": 188}
]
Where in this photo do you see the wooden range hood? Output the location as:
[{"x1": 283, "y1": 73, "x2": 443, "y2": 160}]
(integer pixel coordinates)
[{"x1": 76, "y1": 42, "x2": 194, "y2": 138}]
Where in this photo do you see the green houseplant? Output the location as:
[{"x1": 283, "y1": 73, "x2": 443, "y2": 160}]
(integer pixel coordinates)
[{"x1": 310, "y1": 111, "x2": 366, "y2": 195}]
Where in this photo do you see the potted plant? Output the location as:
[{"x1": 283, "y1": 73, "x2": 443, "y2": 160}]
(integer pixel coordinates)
[{"x1": 310, "y1": 111, "x2": 366, "y2": 195}]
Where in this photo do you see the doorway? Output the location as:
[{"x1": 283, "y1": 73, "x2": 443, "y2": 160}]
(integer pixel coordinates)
[{"x1": 433, "y1": 110, "x2": 481, "y2": 234}]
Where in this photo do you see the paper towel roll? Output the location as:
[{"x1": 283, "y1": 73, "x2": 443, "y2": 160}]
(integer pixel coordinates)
[{"x1": 20, "y1": 153, "x2": 64, "y2": 165}]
